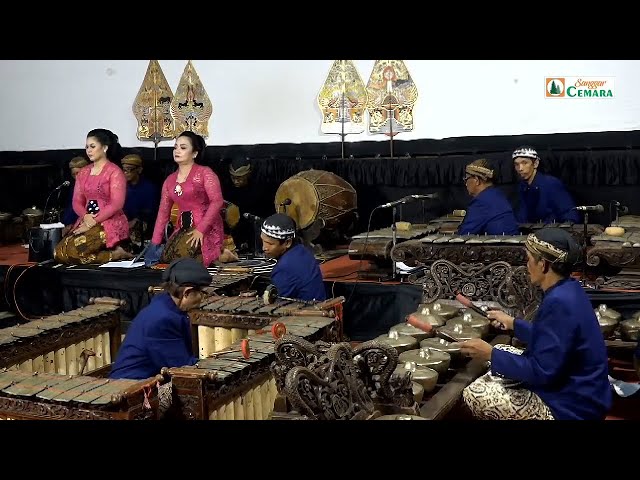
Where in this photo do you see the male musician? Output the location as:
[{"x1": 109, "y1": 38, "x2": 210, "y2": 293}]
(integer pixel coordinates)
[
  {"x1": 121, "y1": 154, "x2": 159, "y2": 249},
  {"x1": 61, "y1": 156, "x2": 89, "y2": 234},
  {"x1": 458, "y1": 159, "x2": 520, "y2": 235},
  {"x1": 261, "y1": 213, "x2": 326, "y2": 302},
  {"x1": 460, "y1": 228, "x2": 611, "y2": 420},
  {"x1": 110, "y1": 258, "x2": 210, "y2": 415},
  {"x1": 512, "y1": 146, "x2": 580, "y2": 224}
]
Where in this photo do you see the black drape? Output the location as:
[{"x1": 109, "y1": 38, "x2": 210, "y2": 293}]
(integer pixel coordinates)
[{"x1": 3, "y1": 130, "x2": 640, "y2": 236}]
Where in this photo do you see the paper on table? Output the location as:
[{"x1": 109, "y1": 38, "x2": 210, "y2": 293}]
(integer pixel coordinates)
[{"x1": 99, "y1": 260, "x2": 146, "y2": 268}]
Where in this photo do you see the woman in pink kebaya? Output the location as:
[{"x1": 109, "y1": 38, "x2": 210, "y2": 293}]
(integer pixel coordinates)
[
  {"x1": 54, "y1": 128, "x2": 131, "y2": 264},
  {"x1": 151, "y1": 131, "x2": 236, "y2": 266}
]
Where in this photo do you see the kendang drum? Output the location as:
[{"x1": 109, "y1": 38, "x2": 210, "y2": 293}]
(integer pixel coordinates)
[{"x1": 274, "y1": 169, "x2": 357, "y2": 242}]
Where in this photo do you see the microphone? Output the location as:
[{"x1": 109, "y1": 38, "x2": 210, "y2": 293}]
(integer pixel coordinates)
[
  {"x1": 54, "y1": 180, "x2": 71, "y2": 191},
  {"x1": 574, "y1": 204, "x2": 604, "y2": 213},
  {"x1": 243, "y1": 212, "x2": 262, "y2": 221},
  {"x1": 408, "y1": 193, "x2": 438, "y2": 200},
  {"x1": 612, "y1": 201, "x2": 629, "y2": 214},
  {"x1": 380, "y1": 194, "x2": 437, "y2": 208}
]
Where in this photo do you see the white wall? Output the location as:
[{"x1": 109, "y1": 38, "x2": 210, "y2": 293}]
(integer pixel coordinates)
[{"x1": 0, "y1": 60, "x2": 638, "y2": 152}]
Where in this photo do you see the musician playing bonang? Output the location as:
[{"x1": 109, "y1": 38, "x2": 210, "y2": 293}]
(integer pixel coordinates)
[
  {"x1": 150, "y1": 131, "x2": 233, "y2": 266},
  {"x1": 512, "y1": 146, "x2": 580, "y2": 224},
  {"x1": 261, "y1": 213, "x2": 326, "y2": 302},
  {"x1": 460, "y1": 228, "x2": 611, "y2": 420},
  {"x1": 457, "y1": 159, "x2": 520, "y2": 235},
  {"x1": 110, "y1": 258, "x2": 209, "y2": 417},
  {"x1": 54, "y1": 129, "x2": 132, "y2": 264}
]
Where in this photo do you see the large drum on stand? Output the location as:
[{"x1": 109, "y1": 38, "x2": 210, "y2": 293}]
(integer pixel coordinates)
[{"x1": 274, "y1": 169, "x2": 357, "y2": 244}]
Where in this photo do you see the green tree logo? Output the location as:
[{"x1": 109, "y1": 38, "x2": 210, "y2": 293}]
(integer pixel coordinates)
[{"x1": 546, "y1": 78, "x2": 564, "y2": 96}]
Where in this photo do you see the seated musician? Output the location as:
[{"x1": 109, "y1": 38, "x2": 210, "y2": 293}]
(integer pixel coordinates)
[
  {"x1": 121, "y1": 154, "x2": 159, "y2": 250},
  {"x1": 54, "y1": 128, "x2": 133, "y2": 264},
  {"x1": 61, "y1": 156, "x2": 89, "y2": 236},
  {"x1": 513, "y1": 146, "x2": 580, "y2": 224},
  {"x1": 148, "y1": 131, "x2": 238, "y2": 266},
  {"x1": 457, "y1": 159, "x2": 520, "y2": 235},
  {"x1": 460, "y1": 228, "x2": 612, "y2": 420},
  {"x1": 261, "y1": 213, "x2": 326, "y2": 302},
  {"x1": 109, "y1": 258, "x2": 210, "y2": 416}
]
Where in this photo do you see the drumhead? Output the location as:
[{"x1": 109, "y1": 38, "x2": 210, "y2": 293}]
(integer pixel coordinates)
[
  {"x1": 274, "y1": 177, "x2": 319, "y2": 229},
  {"x1": 224, "y1": 202, "x2": 240, "y2": 229}
]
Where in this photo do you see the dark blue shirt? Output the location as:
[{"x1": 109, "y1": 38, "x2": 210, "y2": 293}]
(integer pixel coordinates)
[
  {"x1": 516, "y1": 172, "x2": 580, "y2": 224},
  {"x1": 110, "y1": 293, "x2": 197, "y2": 380},
  {"x1": 61, "y1": 182, "x2": 78, "y2": 226},
  {"x1": 123, "y1": 177, "x2": 159, "y2": 226},
  {"x1": 272, "y1": 243, "x2": 326, "y2": 302},
  {"x1": 458, "y1": 186, "x2": 520, "y2": 235},
  {"x1": 491, "y1": 278, "x2": 612, "y2": 420}
]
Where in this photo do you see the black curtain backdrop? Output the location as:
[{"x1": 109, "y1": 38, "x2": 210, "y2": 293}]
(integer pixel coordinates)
[{"x1": 3, "y1": 130, "x2": 640, "y2": 235}]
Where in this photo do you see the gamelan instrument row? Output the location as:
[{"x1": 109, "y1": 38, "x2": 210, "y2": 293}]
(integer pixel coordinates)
[
  {"x1": 0, "y1": 297, "x2": 124, "y2": 376},
  {"x1": 190, "y1": 291, "x2": 345, "y2": 358},
  {"x1": 267, "y1": 297, "x2": 514, "y2": 420},
  {"x1": 348, "y1": 212, "x2": 606, "y2": 267},
  {"x1": 163, "y1": 312, "x2": 343, "y2": 420},
  {"x1": 0, "y1": 370, "x2": 163, "y2": 420},
  {"x1": 0, "y1": 297, "x2": 168, "y2": 420}
]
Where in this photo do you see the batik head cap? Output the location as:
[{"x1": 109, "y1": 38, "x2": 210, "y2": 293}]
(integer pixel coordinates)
[
  {"x1": 525, "y1": 227, "x2": 580, "y2": 265},
  {"x1": 465, "y1": 159, "x2": 494, "y2": 180},
  {"x1": 512, "y1": 146, "x2": 540, "y2": 161},
  {"x1": 121, "y1": 154, "x2": 143, "y2": 168},
  {"x1": 261, "y1": 213, "x2": 296, "y2": 240},
  {"x1": 69, "y1": 156, "x2": 89, "y2": 169}
]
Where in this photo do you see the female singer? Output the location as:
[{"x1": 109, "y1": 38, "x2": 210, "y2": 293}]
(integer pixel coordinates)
[
  {"x1": 54, "y1": 128, "x2": 131, "y2": 264},
  {"x1": 151, "y1": 131, "x2": 236, "y2": 266}
]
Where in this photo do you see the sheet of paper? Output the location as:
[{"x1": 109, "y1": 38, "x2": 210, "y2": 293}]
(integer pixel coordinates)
[{"x1": 99, "y1": 260, "x2": 146, "y2": 269}]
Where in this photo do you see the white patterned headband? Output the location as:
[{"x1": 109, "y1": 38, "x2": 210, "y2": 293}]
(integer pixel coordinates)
[
  {"x1": 261, "y1": 222, "x2": 296, "y2": 240},
  {"x1": 512, "y1": 147, "x2": 539, "y2": 161}
]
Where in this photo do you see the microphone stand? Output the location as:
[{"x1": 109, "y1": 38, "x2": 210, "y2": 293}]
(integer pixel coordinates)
[
  {"x1": 43, "y1": 185, "x2": 63, "y2": 225},
  {"x1": 391, "y1": 204, "x2": 398, "y2": 279},
  {"x1": 580, "y1": 211, "x2": 589, "y2": 283},
  {"x1": 340, "y1": 90, "x2": 346, "y2": 160},
  {"x1": 252, "y1": 217, "x2": 262, "y2": 259}
]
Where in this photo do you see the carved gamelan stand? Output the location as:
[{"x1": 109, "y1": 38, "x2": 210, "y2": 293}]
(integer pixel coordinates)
[{"x1": 269, "y1": 335, "x2": 418, "y2": 420}]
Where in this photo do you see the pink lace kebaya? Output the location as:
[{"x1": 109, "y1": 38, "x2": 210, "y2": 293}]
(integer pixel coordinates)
[
  {"x1": 71, "y1": 161, "x2": 129, "y2": 248},
  {"x1": 152, "y1": 164, "x2": 224, "y2": 266}
]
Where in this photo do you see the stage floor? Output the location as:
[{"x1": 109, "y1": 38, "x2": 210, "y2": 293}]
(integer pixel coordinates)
[{"x1": 0, "y1": 243, "x2": 28, "y2": 265}]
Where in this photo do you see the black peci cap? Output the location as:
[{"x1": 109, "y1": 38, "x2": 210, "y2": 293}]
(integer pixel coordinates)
[{"x1": 161, "y1": 257, "x2": 211, "y2": 287}]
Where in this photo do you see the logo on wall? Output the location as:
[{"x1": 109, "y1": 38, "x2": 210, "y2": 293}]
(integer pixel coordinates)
[
  {"x1": 546, "y1": 78, "x2": 565, "y2": 97},
  {"x1": 545, "y1": 77, "x2": 614, "y2": 99}
]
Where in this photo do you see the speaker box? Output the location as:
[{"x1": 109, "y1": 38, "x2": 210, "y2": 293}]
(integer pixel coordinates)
[{"x1": 28, "y1": 227, "x2": 62, "y2": 263}]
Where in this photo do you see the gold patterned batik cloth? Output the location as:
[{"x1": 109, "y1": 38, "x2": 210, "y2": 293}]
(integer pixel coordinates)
[
  {"x1": 160, "y1": 227, "x2": 204, "y2": 265},
  {"x1": 54, "y1": 225, "x2": 113, "y2": 265}
]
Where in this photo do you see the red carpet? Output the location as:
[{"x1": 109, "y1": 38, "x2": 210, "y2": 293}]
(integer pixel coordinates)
[{"x1": 0, "y1": 244, "x2": 29, "y2": 265}]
